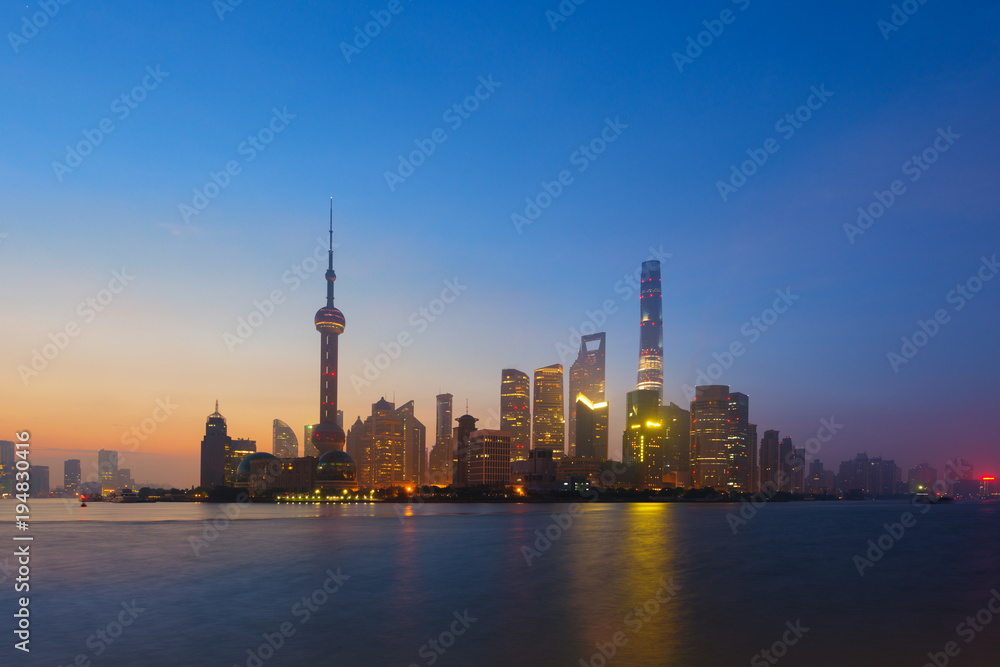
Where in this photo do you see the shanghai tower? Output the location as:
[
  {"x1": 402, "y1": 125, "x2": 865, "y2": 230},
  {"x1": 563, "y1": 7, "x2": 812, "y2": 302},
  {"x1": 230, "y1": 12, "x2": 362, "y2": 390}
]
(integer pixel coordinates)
[
  {"x1": 310, "y1": 201, "x2": 347, "y2": 455},
  {"x1": 636, "y1": 260, "x2": 663, "y2": 401}
]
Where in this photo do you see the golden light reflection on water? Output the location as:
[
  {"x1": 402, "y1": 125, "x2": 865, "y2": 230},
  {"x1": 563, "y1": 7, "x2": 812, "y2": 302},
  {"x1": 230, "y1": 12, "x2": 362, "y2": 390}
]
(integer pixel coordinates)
[{"x1": 567, "y1": 503, "x2": 687, "y2": 666}]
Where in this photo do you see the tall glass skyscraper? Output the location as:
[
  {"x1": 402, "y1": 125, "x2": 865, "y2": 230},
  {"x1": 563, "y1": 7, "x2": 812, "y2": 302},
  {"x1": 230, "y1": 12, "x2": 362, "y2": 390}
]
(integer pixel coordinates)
[
  {"x1": 636, "y1": 260, "x2": 663, "y2": 401},
  {"x1": 500, "y1": 370, "x2": 531, "y2": 462},
  {"x1": 689, "y1": 385, "x2": 751, "y2": 491},
  {"x1": 532, "y1": 364, "x2": 565, "y2": 454},
  {"x1": 428, "y1": 393, "x2": 453, "y2": 484},
  {"x1": 272, "y1": 419, "x2": 299, "y2": 458},
  {"x1": 622, "y1": 389, "x2": 664, "y2": 488},
  {"x1": 568, "y1": 333, "x2": 606, "y2": 457}
]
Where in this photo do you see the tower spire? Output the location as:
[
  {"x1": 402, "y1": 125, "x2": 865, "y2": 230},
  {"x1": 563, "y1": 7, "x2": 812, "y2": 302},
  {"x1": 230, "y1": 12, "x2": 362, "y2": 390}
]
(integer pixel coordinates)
[{"x1": 328, "y1": 197, "x2": 334, "y2": 269}]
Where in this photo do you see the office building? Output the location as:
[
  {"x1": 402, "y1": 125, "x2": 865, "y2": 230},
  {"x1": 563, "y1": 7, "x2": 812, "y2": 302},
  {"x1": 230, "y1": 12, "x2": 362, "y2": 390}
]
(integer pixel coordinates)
[
  {"x1": 568, "y1": 333, "x2": 606, "y2": 457},
  {"x1": 908, "y1": 463, "x2": 938, "y2": 493},
  {"x1": 500, "y1": 371, "x2": 531, "y2": 462},
  {"x1": 428, "y1": 393, "x2": 454, "y2": 485},
  {"x1": 64, "y1": 459, "x2": 82, "y2": 494},
  {"x1": 532, "y1": 364, "x2": 565, "y2": 453},
  {"x1": 759, "y1": 430, "x2": 781, "y2": 492},
  {"x1": 468, "y1": 430, "x2": 512, "y2": 487},
  {"x1": 31, "y1": 466, "x2": 50, "y2": 496},
  {"x1": 575, "y1": 395, "x2": 609, "y2": 460},
  {"x1": 623, "y1": 389, "x2": 665, "y2": 489},
  {"x1": 397, "y1": 400, "x2": 427, "y2": 486},
  {"x1": 661, "y1": 403, "x2": 690, "y2": 487},
  {"x1": 636, "y1": 260, "x2": 663, "y2": 400},
  {"x1": 227, "y1": 438, "x2": 256, "y2": 486},
  {"x1": 273, "y1": 419, "x2": 299, "y2": 458},
  {"x1": 98, "y1": 449, "x2": 119, "y2": 494},
  {"x1": 779, "y1": 437, "x2": 795, "y2": 493},
  {"x1": 690, "y1": 386, "x2": 751, "y2": 492},
  {"x1": 200, "y1": 402, "x2": 231, "y2": 489}
]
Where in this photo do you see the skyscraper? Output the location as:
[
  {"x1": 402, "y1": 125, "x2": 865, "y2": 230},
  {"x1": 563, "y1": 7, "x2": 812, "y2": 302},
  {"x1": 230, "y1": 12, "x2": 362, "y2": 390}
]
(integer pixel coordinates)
[
  {"x1": 310, "y1": 202, "x2": 348, "y2": 458},
  {"x1": 428, "y1": 393, "x2": 453, "y2": 484},
  {"x1": 64, "y1": 459, "x2": 81, "y2": 494},
  {"x1": 636, "y1": 260, "x2": 663, "y2": 401},
  {"x1": 31, "y1": 466, "x2": 49, "y2": 496},
  {"x1": 779, "y1": 437, "x2": 795, "y2": 493},
  {"x1": 500, "y1": 370, "x2": 530, "y2": 462},
  {"x1": 200, "y1": 402, "x2": 231, "y2": 489},
  {"x1": 303, "y1": 425, "x2": 317, "y2": 458},
  {"x1": 759, "y1": 429, "x2": 780, "y2": 492},
  {"x1": 273, "y1": 419, "x2": 299, "y2": 458},
  {"x1": 0, "y1": 441, "x2": 16, "y2": 494},
  {"x1": 468, "y1": 430, "x2": 512, "y2": 487},
  {"x1": 689, "y1": 385, "x2": 751, "y2": 492},
  {"x1": 575, "y1": 395, "x2": 609, "y2": 460},
  {"x1": 568, "y1": 333, "x2": 606, "y2": 457},
  {"x1": 622, "y1": 389, "x2": 665, "y2": 488},
  {"x1": 748, "y1": 423, "x2": 759, "y2": 493},
  {"x1": 452, "y1": 413, "x2": 479, "y2": 487},
  {"x1": 532, "y1": 364, "x2": 565, "y2": 454},
  {"x1": 396, "y1": 400, "x2": 426, "y2": 486},
  {"x1": 357, "y1": 398, "x2": 404, "y2": 488},
  {"x1": 98, "y1": 449, "x2": 119, "y2": 494},
  {"x1": 661, "y1": 402, "x2": 690, "y2": 486}
]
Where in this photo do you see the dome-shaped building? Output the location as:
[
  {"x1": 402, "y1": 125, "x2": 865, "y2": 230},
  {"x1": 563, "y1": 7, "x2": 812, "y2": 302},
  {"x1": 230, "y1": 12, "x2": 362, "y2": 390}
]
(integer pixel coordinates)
[
  {"x1": 235, "y1": 452, "x2": 280, "y2": 493},
  {"x1": 316, "y1": 450, "x2": 358, "y2": 493}
]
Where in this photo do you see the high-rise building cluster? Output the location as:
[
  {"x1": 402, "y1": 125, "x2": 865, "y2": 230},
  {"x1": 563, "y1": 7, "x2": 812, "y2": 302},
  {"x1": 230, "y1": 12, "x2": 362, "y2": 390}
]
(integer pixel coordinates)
[{"x1": 184, "y1": 225, "x2": 989, "y2": 500}]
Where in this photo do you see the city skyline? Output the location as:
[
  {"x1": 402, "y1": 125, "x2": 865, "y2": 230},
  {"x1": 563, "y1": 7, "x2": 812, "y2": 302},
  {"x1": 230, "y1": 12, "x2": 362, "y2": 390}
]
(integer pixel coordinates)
[{"x1": 3, "y1": 1, "x2": 998, "y2": 487}]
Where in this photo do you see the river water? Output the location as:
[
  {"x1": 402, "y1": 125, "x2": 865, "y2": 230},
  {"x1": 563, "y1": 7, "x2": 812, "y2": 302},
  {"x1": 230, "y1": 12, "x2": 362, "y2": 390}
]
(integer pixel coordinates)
[{"x1": 1, "y1": 499, "x2": 998, "y2": 666}]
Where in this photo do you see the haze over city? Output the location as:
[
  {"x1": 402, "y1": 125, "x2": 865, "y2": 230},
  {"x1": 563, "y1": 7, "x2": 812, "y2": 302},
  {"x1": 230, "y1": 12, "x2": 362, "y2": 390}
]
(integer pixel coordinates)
[{"x1": 2, "y1": 0, "x2": 998, "y2": 488}]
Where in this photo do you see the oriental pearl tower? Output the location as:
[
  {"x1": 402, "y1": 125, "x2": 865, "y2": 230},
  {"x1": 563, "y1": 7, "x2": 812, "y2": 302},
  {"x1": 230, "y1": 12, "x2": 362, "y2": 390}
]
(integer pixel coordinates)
[{"x1": 310, "y1": 200, "x2": 347, "y2": 456}]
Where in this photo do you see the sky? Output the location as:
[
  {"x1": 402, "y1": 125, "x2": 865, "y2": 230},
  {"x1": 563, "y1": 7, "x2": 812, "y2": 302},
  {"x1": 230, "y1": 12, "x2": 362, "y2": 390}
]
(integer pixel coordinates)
[{"x1": 1, "y1": 0, "x2": 998, "y2": 488}]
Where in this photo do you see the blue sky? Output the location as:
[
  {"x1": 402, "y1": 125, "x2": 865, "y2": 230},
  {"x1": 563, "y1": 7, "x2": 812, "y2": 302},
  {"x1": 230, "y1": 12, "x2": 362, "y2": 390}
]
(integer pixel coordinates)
[{"x1": 2, "y1": 0, "x2": 998, "y2": 486}]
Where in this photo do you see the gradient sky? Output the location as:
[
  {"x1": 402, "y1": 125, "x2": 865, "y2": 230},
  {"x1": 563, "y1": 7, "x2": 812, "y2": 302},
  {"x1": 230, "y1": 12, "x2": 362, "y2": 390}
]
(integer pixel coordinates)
[{"x1": 2, "y1": 0, "x2": 998, "y2": 488}]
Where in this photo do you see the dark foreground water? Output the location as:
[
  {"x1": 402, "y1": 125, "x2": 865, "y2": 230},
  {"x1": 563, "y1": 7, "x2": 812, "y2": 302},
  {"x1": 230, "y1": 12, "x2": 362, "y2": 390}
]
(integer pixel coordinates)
[{"x1": 1, "y1": 499, "x2": 999, "y2": 666}]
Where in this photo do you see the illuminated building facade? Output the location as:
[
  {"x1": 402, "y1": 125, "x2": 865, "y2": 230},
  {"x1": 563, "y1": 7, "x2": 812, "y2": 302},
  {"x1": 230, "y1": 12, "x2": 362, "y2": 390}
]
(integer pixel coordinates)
[
  {"x1": 568, "y1": 333, "x2": 606, "y2": 457},
  {"x1": 98, "y1": 449, "x2": 119, "y2": 495},
  {"x1": 397, "y1": 400, "x2": 427, "y2": 486},
  {"x1": 623, "y1": 389, "x2": 665, "y2": 489},
  {"x1": 357, "y1": 398, "x2": 404, "y2": 488},
  {"x1": 468, "y1": 430, "x2": 512, "y2": 487},
  {"x1": 532, "y1": 364, "x2": 565, "y2": 454},
  {"x1": 500, "y1": 370, "x2": 531, "y2": 462},
  {"x1": 64, "y1": 459, "x2": 81, "y2": 494},
  {"x1": 273, "y1": 419, "x2": 298, "y2": 458},
  {"x1": 661, "y1": 402, "x2": 690, "y2": 486},
  {"x1": 690, "y1": 385, "x2": 751, "y2": 492},
  {"x1": 636, "y1": 260, "x2": 663, "y2": 401},
  {"x1": 575, "y1": 395, "x2": 609, "y2": 460},
  {"x1": 227, "y1": 438, "x2": 256, "y2": 486},
  {"x1": 428, "y1": 393, "x2": 454, "y2": 485}
]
